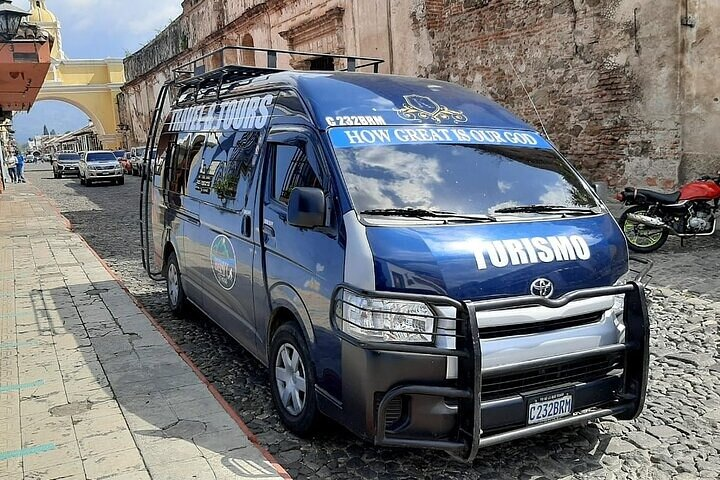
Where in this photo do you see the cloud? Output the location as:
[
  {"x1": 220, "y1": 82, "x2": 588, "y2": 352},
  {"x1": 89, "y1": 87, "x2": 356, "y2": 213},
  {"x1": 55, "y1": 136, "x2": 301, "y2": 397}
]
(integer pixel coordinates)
[
  {"x1": 337, "y1": 146, "x2": 443, "y2": 211},
  {"x1": 21, "y1": 0, "x2": 182, "y2": 57},
  {"x1": 13, "y1": 1, "x2": 181, "y2": 140}
]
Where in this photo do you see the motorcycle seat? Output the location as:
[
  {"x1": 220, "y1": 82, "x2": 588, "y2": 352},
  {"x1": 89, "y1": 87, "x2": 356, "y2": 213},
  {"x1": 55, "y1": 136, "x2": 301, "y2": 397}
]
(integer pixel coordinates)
[{"x1": 624, "y1": 187, "x2": 681, "y2": 204}]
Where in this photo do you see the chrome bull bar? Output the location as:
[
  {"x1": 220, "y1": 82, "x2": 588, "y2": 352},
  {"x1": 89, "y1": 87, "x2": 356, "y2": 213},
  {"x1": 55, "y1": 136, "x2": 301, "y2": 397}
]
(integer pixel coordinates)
[{"x1": 354, "y1": 264, "x2": 652, "y2": 462}]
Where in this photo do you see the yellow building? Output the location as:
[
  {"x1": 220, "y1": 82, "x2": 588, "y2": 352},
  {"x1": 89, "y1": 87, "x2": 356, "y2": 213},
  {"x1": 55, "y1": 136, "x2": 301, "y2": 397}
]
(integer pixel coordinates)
[{"x1": 30, "y1": 1, "x2": 126, "y2": 149}]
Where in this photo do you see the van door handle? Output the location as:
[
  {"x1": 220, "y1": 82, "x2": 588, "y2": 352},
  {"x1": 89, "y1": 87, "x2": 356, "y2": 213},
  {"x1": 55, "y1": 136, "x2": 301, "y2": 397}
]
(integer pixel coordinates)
[
  {"x1": 263, "y1": 224, "x2": 275, "y2": 238},
  {"x1": 241, "y1": 214, "x2": 252, "y2": 238}
]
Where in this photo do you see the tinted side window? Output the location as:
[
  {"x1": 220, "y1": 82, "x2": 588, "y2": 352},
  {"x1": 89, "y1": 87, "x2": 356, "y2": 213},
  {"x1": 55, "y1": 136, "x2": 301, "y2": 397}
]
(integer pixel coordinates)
[
  {"x1": 169, "y1": 134, "x2": 205, "y2": 195},
  {"x1": 165, "y1": 133, "x2": 189, "y2": 193},
  {"x1": 194, "y1": 129, "x2": 260, "y2": 204},
  {"x1": 272, "y1": 144, "x2": 321, "y2": 205},
  {"x1": 155, "y1": 132, "x2": 177, "y2": 178}
]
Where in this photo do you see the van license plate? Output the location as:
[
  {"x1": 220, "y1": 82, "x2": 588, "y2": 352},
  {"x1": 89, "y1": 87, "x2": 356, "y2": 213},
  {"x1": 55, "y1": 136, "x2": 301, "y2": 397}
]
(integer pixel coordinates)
[{"x1": 527, "y1": 393, "x2": 573, "y2": 425}]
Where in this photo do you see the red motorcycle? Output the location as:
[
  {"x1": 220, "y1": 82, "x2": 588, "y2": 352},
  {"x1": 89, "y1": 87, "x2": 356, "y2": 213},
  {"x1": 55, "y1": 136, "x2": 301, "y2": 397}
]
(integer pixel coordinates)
[{"x1": 616, "y1": 174, "x2": 720, "y2": 252}]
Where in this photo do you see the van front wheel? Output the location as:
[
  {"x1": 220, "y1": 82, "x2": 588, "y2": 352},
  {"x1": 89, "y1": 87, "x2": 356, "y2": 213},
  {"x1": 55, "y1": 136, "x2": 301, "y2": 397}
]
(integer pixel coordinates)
[
  {"x1": 269, "y1": 323, "x2": 319, "y2": 436},
  {"x1": 166, "y1": 252, "x2": 187, "y2": 315}
]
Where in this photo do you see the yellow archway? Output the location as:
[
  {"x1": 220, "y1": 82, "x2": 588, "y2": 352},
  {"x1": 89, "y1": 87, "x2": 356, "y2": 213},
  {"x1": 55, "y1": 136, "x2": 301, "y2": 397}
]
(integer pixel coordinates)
[
  {"x1": 30, "y1": 1, "x2": 126, "y2": 149},
  {"x1": 37, "y1": 60, "x2": 125, "y2": 147}
]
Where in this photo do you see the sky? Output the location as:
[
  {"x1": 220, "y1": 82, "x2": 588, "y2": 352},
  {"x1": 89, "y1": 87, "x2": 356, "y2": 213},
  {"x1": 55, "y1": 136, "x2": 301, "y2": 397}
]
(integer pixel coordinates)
[{"x1": 13, "y1": 0, "x2": 183, "y2": 146}]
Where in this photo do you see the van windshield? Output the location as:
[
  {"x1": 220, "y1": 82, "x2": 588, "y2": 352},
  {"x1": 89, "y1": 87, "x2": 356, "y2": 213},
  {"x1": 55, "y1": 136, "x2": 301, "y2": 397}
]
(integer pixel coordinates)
[{"x1": 332, "y1": 142, "x2": 598, "y2": 216}]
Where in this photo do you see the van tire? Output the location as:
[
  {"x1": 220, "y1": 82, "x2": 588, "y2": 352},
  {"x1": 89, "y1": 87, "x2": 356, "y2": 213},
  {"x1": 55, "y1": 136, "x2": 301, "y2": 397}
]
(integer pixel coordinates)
[
  {"x1": 166, "y1": 252, "x2": 187, "y2": 315},
  {"x1": 269, "y1": 323, "x2": 319, "y2": 436}
]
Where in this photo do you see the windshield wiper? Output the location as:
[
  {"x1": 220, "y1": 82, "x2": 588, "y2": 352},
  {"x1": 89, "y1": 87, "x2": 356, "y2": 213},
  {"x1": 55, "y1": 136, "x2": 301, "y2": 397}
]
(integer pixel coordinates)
[
  {"x1": 361, "y1": 208, "x2": 497, "y2": 223},
  {"x1": 493, "y1": 204, "x2": 598, "y2": 215}
]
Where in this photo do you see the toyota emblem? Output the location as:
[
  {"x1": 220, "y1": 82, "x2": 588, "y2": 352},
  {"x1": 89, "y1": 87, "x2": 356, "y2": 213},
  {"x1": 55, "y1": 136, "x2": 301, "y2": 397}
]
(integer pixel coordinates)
[{"x1": 530, "y1": 278, "x2": 554, "y2": 297}]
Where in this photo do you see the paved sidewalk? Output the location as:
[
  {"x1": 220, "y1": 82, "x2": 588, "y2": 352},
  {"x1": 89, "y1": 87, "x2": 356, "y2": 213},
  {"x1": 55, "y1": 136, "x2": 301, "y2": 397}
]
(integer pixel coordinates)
[{"x1": 0, "y1": 184, "x2": 285, "y2": 479}]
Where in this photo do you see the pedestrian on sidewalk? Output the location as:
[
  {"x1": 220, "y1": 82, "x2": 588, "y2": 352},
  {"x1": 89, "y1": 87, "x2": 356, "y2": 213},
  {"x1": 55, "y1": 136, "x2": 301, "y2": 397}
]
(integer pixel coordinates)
[
  {"x1": 5, "y1": 152, "x2": 17, "y2": 183},
  {"x1": 16, "y1": 151, "x2": 26, "y2": 183}
]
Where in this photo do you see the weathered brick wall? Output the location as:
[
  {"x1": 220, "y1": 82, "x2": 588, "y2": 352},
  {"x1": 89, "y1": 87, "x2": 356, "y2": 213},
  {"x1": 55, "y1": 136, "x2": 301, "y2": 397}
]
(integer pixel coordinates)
[{"x1": 415, "y1": 0, "x2": 683, "y2": 189}]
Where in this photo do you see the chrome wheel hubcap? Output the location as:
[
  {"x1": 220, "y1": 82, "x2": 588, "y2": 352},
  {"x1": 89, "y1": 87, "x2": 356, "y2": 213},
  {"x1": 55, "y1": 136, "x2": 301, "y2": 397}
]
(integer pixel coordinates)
[
  {"x1": 275, "y1": 343, "x2": 306, "y2": 416},
  {"x1": 623, "y1": 213, "x2": 664, "y2": 247},
  {"x1": 167, "y1": 263, "x2": 179, "y2": 306}
]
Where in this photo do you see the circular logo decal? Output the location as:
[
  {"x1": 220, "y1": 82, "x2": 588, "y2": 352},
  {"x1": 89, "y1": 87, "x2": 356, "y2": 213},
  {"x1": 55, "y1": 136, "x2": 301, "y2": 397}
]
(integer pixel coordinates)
[
  {"x1": 530, "y1": 278, "x2": 554, "y2": 298},
  {"x1": 211, "y1": 235, "x2": 236, "y2": 290}
]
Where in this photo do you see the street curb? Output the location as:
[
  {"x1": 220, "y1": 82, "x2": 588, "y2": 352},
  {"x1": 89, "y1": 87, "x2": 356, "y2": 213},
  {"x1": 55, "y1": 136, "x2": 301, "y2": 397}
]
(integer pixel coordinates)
[{"x1": 32, "y1": 183, "x2": 293, "y2": 480}]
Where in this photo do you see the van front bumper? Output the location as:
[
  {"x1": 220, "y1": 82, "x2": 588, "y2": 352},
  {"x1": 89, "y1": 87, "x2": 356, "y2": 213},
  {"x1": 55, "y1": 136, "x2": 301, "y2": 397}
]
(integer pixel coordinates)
[{"x1": 330, "y1": 276, "x2": 650, "y2": 461}]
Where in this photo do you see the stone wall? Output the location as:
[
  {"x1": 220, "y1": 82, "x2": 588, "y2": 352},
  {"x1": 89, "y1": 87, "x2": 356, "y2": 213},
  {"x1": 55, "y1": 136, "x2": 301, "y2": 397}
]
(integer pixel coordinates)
[
  {"x1": 678, "y1": 0, "x2": 720, "y2": 183},
  {"x1": 124, "y1": 19, "x2": 187, "y2": 82},
  {"x1": 416, "y1": 0, "x2": 686, "y2": 189},
  {"x1": 416, "y1": 0, "x2": 720, "y2": 189},
  {"x1": 121, "y1": 0, "x2": 426, "y2": 148},
  {"x1": 122, "y1": 0, "x2": 720, "y2": 188}
]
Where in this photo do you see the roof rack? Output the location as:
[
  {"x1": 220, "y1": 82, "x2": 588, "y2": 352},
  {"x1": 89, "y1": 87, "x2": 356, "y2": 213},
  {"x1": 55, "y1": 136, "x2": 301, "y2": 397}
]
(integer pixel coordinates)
[{"x1": 173, "y1": 45, "x2": 384, "y2": 82}]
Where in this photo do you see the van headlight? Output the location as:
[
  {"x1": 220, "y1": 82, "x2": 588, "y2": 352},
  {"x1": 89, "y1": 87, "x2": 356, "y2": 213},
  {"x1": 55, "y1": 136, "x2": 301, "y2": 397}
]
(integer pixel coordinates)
[
  {"x1": 612, "y1": 270, "x2": 630, "y2": 317},
  {"x1": 335, "y1": 290, "x2": 435, "y2": 343},
  {"x1": 612, "y1": 274, "x2": 628, "y2": 337}
]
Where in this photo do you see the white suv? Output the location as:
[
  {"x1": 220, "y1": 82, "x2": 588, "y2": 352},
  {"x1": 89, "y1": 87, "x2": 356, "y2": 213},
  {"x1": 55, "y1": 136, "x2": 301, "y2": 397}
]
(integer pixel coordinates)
[{"x1": 79, "y1": 150, "x2": 125, "y2": 186}]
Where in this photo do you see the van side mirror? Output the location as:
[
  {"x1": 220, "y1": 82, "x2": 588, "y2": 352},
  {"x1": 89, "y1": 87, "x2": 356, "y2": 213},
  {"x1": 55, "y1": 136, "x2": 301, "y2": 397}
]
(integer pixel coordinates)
[{"x1": 288, "y1": 187, "x2": 325, "y2": 228}]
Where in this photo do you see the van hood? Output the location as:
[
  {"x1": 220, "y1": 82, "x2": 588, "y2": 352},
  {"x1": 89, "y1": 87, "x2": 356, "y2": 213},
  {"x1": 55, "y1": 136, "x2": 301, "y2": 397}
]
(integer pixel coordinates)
[{"x1": 365, "y1": 214, "x2": 628, "y2": 301}]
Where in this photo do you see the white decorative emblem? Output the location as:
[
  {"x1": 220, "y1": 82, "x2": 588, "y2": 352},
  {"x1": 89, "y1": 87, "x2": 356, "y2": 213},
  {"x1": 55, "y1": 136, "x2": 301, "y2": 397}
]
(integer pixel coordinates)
[{"x1": 530, "y1": 278, "x2": 554, "y2": 298}]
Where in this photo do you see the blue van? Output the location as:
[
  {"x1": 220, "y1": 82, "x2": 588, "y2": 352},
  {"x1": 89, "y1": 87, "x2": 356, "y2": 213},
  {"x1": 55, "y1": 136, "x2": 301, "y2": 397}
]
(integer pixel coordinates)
[{"x1": 140, "y1": 47, "x2": 650, "y2": 461}]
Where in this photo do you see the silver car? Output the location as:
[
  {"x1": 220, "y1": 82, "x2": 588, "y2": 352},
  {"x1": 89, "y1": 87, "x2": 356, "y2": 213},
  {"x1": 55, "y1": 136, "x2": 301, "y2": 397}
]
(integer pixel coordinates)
[
  {"x1": 52, "y1": 152, "x2": 81, "y2": 178},
  {"x1": 130, "y1": 146, "x2": 156, "y2": 177},
  {"x1": 79, "y1": 150, "x2": 125, "y2": 186}
]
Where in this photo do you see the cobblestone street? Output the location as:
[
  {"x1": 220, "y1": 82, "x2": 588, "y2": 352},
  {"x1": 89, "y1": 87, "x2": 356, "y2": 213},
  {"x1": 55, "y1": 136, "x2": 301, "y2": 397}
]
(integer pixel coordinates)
[{"x1": 23, "y1": 164, "x2": 720, "y2": 480}]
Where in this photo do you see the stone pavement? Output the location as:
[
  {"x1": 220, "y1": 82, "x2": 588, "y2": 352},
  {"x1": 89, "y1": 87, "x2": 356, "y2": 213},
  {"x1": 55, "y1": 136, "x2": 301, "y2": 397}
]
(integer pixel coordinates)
[
  {"x1": 16, "y1": 165, "x2": 720, "y2": 479},
  {"x1": 0, "y1": 184, "x2": 286, "y2": 479}
]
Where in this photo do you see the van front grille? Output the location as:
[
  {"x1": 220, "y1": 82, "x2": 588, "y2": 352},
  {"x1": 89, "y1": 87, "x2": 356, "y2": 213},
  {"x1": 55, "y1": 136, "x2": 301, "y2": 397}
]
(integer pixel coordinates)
[
  {"x1": 481, "y1": 353, "x2": 623, "y2": 401},
  {"x1": 477, "y1": 312, "x2": 603, "y2": 339}
]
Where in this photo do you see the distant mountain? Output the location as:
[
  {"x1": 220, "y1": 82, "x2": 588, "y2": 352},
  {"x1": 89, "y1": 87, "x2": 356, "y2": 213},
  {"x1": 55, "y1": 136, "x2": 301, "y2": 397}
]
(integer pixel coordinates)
[{"x1": 13, "y1": 101, "x2": 90, "y2": 146}]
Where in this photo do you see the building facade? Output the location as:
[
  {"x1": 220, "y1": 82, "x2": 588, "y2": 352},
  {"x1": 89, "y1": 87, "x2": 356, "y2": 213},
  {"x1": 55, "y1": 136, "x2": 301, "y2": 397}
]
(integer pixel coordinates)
[
  {"x1": 27, "y1": 1, "x2": 127, "y2": 149},
  {"x1": 121, "y1": 0, "x2": 424, "y2": 149},
  {"x1": 122, "y1": 0, "x2": 720, "y2": 189}
]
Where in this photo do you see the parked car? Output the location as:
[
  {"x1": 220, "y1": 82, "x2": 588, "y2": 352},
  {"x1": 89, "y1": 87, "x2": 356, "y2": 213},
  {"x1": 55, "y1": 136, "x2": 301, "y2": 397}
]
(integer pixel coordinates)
[
  {"x1": 130, "y1": 146, "x2": 145, "y2": 176},
  {"x1": 52, "y1": 152, "x2": 82, "y2": 178},
  {"x1": 114, "y1": 150, "x2": 132, "y2": 174},
  {"x1": 119, "y1": 152, "x2": 133, "y2": 174},
  {"x1": 79, "y1": 150, "x2": 125, "y2": 186},
  {"x1": 139, "y1": 51, "x2": 650, "y2": 461},
  {"x1": 130, "y1": 147, "x2": 157, "y2": 177}
]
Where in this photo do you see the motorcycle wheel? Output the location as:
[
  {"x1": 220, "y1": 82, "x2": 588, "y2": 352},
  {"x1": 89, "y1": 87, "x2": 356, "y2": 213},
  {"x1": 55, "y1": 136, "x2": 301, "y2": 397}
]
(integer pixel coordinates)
[{"x1": 620, "y1": 205, "x2": 669, "y2": 253}]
